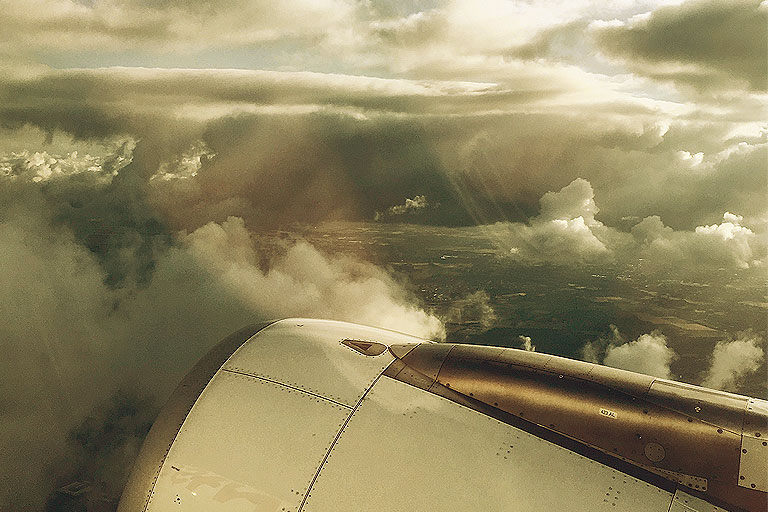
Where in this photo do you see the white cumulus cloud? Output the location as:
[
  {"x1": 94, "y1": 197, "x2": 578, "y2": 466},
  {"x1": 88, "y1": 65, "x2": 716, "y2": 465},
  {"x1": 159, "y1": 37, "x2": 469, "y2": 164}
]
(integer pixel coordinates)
[
  {"x1": 633, "y1": 211, "x2": 766, "y2": 269},
  {"x1": 582, "y1": 326, "x2": 677, "y2": 379},
  {"x1": 375, "y1": 194, "x2": 430, "y2": 221},
  {"x1": 603, "y1": 332, "x2": 677, "y2": 379},
  {"x1": 495, "y1": 178, "x2": 613, "y2": 264},
  {"x1": 485, "y1": 178, "x2": 766, "y2": 270},
  {"x1": 702, "y1": 333, "x2": 765, "y2": 392},
  {"x1": 518, "y1": 335, "x2": 536, "y2": 352}
]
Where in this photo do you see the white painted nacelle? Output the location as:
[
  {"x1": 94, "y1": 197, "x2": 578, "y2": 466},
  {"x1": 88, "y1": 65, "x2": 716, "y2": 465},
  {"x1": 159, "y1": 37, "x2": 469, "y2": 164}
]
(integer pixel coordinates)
[{"x1": 118, "y1": 319, "x2": 766, "y2": 512}]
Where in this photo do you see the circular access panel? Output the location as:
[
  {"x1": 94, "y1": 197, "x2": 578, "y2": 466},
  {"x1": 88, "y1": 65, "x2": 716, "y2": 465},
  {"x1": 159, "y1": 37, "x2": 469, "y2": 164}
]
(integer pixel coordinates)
[{"x1": 644, "y1": 442, "x2": 666, "y2": 462}]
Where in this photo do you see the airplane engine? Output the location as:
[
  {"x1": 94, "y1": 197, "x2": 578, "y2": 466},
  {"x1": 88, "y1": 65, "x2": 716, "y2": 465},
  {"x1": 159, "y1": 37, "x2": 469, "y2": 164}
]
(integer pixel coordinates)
[{"x1": 118, "y1": 319, "x2": 768, "y2": 512}]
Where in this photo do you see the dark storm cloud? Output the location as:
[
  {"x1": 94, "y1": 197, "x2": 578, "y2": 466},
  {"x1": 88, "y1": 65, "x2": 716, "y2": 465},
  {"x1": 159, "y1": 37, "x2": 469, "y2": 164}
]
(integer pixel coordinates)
[
  {"x1": 161, "y1": 113, "x2": 470, "y2": 229},
  {"x1": 0, "y1": 66, "x2": 552, "y2": 121},
  {"x1": 1, "y1": 65, "x2": 765, "y2": 233},
  {"x1": 593, "y1": 0, "x2": 768, "y2": 92}
]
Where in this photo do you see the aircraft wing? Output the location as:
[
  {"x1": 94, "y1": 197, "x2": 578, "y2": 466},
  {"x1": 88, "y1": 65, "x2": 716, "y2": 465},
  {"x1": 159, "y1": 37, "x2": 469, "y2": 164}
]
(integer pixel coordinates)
[{"x1": 118, "y1": 319, "x2": 768, "y2": 512}]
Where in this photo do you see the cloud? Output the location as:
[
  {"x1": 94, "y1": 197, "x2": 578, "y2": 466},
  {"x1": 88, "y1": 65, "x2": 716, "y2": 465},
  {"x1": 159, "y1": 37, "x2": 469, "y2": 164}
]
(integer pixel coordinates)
[
  {"x1": 505, "y1": 20, "x2": 593, "y2": 63},
  {"x1": 0, "y1": 0, "x2": 356, "y2": 52},
  {"x1": 489, "y1": 178, "x2": 615, "y2": 265},
  {"x1": 702, "y1": 332, "x2": 765, "y2": 391},
  {"x1": 50, "y1": 391, "x2": 158, "y2": 509},
  {"x1": 0, "y1": 149, "x2": 118, "y2": 183},
  {"x1": 176, "y1": 216, "x2": 444, "y2": 338},
  {"x1": 582, "y1": 326, "x2": 677, "y2": 379},
  {"x1": 592, "y1": 0, "x2": 768, "y2": 92},
  {"x1": 8, "y1": 124, "x2": 761, "y2": 274},
  {"x1": 583, "y1": 328, "x2": 765, "y2": 392},
  {"x1": 480, "y1": 177, "x2": 766, "y2": 270},
  {"x1": 0, "y1": 0, "x2": 703, "y2": 82},
  {"x1": 0, "y1": 66, "x2": 508, "y2": 123},
  {"x1": 0, "y1": 213, "x2": 116, "y2": 511},
  {"x1": 1, "y1": 65, "x2": 765, "y2": 234},
  {"x1": 0, "y1": 172, "x2": 443, "y2": 510},
  {"x1": 603, "y1": 332, "x2": 677, "y2": 379},
  {"x1": 518, "y1": 335, "x2": 536, "y2": 352},
  {"x1": 632, "y1": 212, "x2": 766, "y2": 269},
  {"x1": 375, "y1": 194, "x2": 430, "y2": 221}
]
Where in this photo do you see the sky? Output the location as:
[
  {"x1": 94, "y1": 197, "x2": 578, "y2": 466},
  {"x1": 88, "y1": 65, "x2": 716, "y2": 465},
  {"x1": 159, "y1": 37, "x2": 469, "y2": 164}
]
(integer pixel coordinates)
[{"x1": 0, "y1": 0, "x2": 766, "y2": 510}]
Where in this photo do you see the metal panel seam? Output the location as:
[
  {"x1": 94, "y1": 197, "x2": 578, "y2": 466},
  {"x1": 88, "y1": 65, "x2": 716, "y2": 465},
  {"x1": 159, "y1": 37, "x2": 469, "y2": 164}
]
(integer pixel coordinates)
[
  {"x1": 221, "y1": 369, "x2": 353, "y2": 410},
  {"x1": 644, "y1": 378, "x2": 656, "y2": 398},
  {"x1": 431, "y1": 344, "x2": 458, "y2": 384},
  {"x1": 665, "y1": 492, "x2": 675, "y2": 512},
  {"x1": 296, "y1": 364, "x2": 394, "y2": 512}
]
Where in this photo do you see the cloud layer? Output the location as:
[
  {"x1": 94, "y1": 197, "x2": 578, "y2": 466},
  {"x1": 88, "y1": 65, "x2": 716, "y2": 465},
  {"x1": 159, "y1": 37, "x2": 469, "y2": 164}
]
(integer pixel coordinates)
[
  {"x1": 593, "y1": 0, "x2": 768, "y2": 92},
  {"x1": 487, "y1": 178, "x2": 767, "y2": 269},
  {"x1": 1, "y1": 63, "x2": 764, "y2": 234}
]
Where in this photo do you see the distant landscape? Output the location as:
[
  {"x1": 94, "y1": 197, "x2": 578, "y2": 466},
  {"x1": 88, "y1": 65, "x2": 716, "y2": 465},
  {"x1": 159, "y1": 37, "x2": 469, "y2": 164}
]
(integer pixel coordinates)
[{"x1": 297, "y1": 222, "x2": 768, "y2": 398}]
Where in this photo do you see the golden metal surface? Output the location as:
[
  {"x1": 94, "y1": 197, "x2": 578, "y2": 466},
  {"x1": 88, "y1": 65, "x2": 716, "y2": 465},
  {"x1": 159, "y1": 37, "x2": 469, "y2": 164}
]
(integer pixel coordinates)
[
  {"x1": 743, "y1": 398, "x2": 768, "y2": 438},
  {"x1": 645, "y1": 467, "x2": 708, "y2": 492},
  {"x1": 392, "y1": 343, "x2": 768, "y2": 512}
]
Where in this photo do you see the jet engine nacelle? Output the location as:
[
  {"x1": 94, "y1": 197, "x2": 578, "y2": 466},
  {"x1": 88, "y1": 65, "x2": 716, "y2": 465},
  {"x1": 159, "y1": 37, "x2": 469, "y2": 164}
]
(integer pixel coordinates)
[{"x1": 119, "y1": 319, "x2": 768, "y2": 512}]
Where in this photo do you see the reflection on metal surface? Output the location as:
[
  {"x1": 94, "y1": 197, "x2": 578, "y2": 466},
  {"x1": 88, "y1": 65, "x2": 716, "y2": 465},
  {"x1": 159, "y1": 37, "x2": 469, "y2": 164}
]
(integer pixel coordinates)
[
  {"x1": 743, "y1": 398, "x2": 768, "y2": 438},
  {"x1": 146, "y1": 370, "x2": 351, "y2": 512},
  {"x1": 387, "y1": 343, "x2": 419, "y2": 360},
  {"x1": 341, "y1": 338, "x2": 388, "y2": 356},
  {"x1": 221, "y1": 319, "x2": 402, "y2": 407},
  {"x1": 167, "y1": 465, "x2": 289, "y2": 509},
  {"x1": 739, "y1": 397, "x2": 768, "y2": 493},
  {"x1": 391, "y1": 342, "x2": 453, "y2": 383},
  {"x1": 648, "y1": 379, "x2": 747, "y2": 434},
  {"x1": 390, "y1": 342, "x2": 768, "y2": 512}
]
